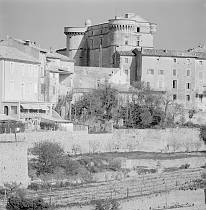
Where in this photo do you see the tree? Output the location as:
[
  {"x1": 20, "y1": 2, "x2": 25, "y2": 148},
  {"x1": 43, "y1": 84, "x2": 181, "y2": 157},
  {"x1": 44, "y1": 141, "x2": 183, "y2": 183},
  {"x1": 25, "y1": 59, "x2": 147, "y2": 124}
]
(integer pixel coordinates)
[
  {"x1": 55, "y1": 91, "x2": 73, "y2": 119},
  {"x1": 72, "y1": 84, "x2": 118, "y2": 122},
  {"x1": 31, "y1": 141, "x2": 64, "y2": 174}
]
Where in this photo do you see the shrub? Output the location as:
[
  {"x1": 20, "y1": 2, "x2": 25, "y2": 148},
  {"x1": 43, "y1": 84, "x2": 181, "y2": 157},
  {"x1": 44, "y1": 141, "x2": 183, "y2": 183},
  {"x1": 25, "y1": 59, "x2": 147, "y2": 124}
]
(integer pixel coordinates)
[
  {"x1": 200, "y1": 126, "x2": 206, "y2": 144},
  {"x1": 6, "y1": 196, "x2": 49, "y2": 210},
  {"x1": 40, "y1": 122, "x2": 58, "y2": 130},
  {"x1": 179, "y1": 163, "x2": 190, "y2": 169},
  {"x1": 0, "y1": 121, "x2": 25, "y2": 134},
  {"x1": 31, "y1": 141, "x2": 64, "y2": 175},
  {"x1": 94, "y1": 199, "x2": 120, "y2": 210}
]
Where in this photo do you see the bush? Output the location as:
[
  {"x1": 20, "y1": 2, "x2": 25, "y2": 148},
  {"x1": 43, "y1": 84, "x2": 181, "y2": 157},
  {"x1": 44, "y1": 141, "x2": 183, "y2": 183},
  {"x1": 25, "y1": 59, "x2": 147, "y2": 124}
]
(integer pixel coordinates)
[
  {"x1": 94, "y1": 199, "x2": 120, "y2": 210},
  {"x1": 179, "y1": 163, "x2": 190, "y2": 169},
  {"x1": 0, "y1": 121, "x2": 25, "y2": 134},
  {"x1": 200, "y1": 126, "x2": 206, "y2": 144},
  {"x1": 31, "y1": 141, "x2": 64, "y2": 175},
  {"x1": 6, "y1": 196, "x2": 49, "y2": 210},
  {"x1": 40, "y1": 122, "x2": 58, "y2": 130}
]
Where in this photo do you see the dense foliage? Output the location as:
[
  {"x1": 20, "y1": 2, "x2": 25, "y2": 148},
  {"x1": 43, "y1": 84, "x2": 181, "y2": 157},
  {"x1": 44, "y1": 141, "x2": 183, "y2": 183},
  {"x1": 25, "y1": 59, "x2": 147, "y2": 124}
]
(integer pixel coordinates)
[
  {"x1": 31, "y1": 141, "x2": 64, "y2": 174},
  {"x1": 6, "y1": 196, "x2": 49, "y2": 210},
  {"x1": 94, "y1": 199, "x2": 120, "y2": 210},
  {"x1": 71, "y1": 84, "x2": 118, "y2": 122},
  {"x1": 70, "y1": 82, "x2": 184, "y2": 129},
  {"x1": 199, "y1": 126, "x2": 206, "y2": 144},
  {"x1": 39, "y1": 122, "x2": 58, "y2": 130},
  {"x1": 0, "y1": 121, "x2": 25, "y2": 134}
]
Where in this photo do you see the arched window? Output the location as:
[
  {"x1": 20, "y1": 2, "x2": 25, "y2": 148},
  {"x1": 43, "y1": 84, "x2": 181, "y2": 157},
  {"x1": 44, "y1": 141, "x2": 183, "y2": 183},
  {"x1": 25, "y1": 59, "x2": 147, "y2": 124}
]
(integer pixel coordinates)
[{"x1": 4, "y1": 106, "x2": 9, "y2": 115}]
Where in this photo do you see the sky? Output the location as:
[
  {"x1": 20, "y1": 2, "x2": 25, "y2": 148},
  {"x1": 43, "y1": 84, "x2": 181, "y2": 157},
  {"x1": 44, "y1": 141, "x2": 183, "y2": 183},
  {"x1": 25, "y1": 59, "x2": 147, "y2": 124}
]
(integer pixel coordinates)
[{"x1": 0, "y1": 0, "x2": 206, "y2": 51}]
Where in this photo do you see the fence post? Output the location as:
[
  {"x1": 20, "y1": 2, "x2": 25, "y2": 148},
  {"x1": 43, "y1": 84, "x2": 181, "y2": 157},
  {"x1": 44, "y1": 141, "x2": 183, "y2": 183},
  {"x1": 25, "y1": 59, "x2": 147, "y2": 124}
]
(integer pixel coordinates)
[{"x1": 126, "y1": 187, "x2": 129, "y2": 198}]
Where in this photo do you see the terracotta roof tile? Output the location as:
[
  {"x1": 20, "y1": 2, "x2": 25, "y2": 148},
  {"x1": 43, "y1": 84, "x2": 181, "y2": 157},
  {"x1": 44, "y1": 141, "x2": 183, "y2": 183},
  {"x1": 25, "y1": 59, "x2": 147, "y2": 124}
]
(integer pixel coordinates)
[{"x1": 0, "y1": 45, "x2": 40, "y2": 64}]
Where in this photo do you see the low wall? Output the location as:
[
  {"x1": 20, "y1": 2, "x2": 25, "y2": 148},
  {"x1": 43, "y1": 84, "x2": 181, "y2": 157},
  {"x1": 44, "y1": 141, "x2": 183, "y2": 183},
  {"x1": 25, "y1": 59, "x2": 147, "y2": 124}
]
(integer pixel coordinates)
[
  {"x1": 0, "y1": 128, "x2": 205, "y2": 153},
  {"x1": 121, "y1": 156, "x2": 206, "y2": 169}
]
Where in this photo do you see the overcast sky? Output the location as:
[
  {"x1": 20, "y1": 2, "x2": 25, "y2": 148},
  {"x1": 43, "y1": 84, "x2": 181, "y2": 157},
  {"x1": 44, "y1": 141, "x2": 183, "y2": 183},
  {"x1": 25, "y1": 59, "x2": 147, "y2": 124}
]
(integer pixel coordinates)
[{"x1": 0, "y1": 0, "x2": 206, "y2": 51}]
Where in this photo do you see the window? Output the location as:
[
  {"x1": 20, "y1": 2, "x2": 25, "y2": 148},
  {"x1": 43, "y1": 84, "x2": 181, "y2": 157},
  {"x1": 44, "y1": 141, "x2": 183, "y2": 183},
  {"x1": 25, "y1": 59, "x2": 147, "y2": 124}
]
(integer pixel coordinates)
[
  {"x1": 10, "y1": 62, "x2": 14, "y2": 74},
  {"x1": 146, "y1": 82, "x2": 150, "y2": 88},
  {"x1": 137, "y1": 41, "x2": 140, "y2": 46},
  {"x1": 137, "y1": 27, "x2": 140, "y2": 32},
  {"x1": 91, "y1": 39, "x2": 93, "y2": 48},
  {"x1": 186, "y1": 95, "x2": 190, "y2": 101},
  {"x1": 125, "y1": 40, "x2": 128, "y2": 45},
  {"x1": 53, "y1": 86, "x2": 55, "y2": 95},
  {"x1": 40, "y1": 66, "x2": 44, "y2": 77},
  {"x1": 174, "y1": 58, "x2": 177, "y2": 63},
  {"x1": 100, "y1": 38, "x2": 103, "y2": 46},
  {"x1": 159, "y1": 70, "x2": 164, "y2": 75},
  {"x1": 4, "y1": 106, "x2": 9, "y2": 115},
  {"x1": 11, "y1": 106, "x2": 17, "y2": 115},
  {"x1": 147, "y1": 69, "x2": 154, "y2": 75},
  {"x1": 186, "y1": 83, "x2": 191, "y2": 89},
  {"x1": 173, "y1": 94, "x2": 177, "y2": 100},
  {"x1": 125, "y1": 69, "x2": 128, "y2": 75},
  {"x1": 199, "y1": 60, "x2": 203, "y2": 65},
  {"x1": 41, "y1": 84, "x2": 45, "y2": 94},
  {"x1": 173, "y1": 69, "x2": 177, "y2": 76},
  {"x1": 125, "y1": 58, "x2": 128, "y2": 63},
  {"x1": 186, "y1": 58, "x2": 190, "y2": 64},
  {"x1": 97, "y1": 80, "x2": 100, "y2": 87},
  {"x1": 159, "y1": 81, "x2": 163, "y2": 88},
  {"x1": 187, "y1": 70, "x2": 190, "y2": 76},
  {"x1": 173, "y1": 80, "x2": 177, "y2": 89}
]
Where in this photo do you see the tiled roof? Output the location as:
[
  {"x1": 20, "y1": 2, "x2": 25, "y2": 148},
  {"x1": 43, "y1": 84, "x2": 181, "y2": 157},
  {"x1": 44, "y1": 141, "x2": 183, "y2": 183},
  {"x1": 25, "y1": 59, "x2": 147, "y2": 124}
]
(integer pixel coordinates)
[
  {"x1": 117, "y1": 51, "x2": 134, "y2": 56},
  {"x1": 142, "y1": 48, "x2": 197, "y2": 58},
  {"x1": 56, "y1": 48, "x2": 67, "y2": 52},
  {"x1": 0, "y1": 37, "x2": 48, "y2": 53},
  {"x1": 46, "y1": 52, "x2": 74, "y2": 62},
  {"x1": 187, "y1": 44, "x2": 206, "y2": 53},
  {"x1": 74, "y1": 66, "x2": 119, "y2": 78},
  {"x1": 0, "y1": 45, "x2": 40, "y2": 64}
]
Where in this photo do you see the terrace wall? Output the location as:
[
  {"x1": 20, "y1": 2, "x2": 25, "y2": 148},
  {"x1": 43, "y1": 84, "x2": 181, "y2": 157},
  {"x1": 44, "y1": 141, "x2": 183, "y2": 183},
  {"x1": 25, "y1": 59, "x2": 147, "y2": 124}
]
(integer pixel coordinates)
[{"x1": 0, "y1": 128, "x2": 205, "y2": 153}]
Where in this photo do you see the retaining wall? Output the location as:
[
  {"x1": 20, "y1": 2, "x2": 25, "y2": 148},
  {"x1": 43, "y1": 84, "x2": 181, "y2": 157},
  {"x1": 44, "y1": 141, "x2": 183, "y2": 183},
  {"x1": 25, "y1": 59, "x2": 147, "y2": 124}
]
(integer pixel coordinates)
[{"x1": 0, "y1": 128, "x2": 205, "y2": 153}]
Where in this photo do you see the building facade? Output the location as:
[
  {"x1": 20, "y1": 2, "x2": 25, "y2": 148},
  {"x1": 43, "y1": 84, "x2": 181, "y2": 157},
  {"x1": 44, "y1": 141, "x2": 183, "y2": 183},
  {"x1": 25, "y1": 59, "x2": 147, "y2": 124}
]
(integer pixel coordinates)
[
  {"x1": 0, "y1": 37, "x2": 75, "y2": 123},
  {"x1": 63, "y1": 13, "x2": 157, "y2": 67},
  {"x1": 0, "y1": 44, "x2": 52, "y2": 121},
  {"x1": 115, "y1": 48, "x2": 206, "y2": 109}
]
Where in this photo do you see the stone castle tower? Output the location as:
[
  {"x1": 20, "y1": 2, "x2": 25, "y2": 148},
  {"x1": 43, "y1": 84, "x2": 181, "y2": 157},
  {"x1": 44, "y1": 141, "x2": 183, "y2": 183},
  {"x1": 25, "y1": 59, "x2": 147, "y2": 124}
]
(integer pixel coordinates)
[{"x1": 64, "y1": 13, "x2": 157, "y2": 67}]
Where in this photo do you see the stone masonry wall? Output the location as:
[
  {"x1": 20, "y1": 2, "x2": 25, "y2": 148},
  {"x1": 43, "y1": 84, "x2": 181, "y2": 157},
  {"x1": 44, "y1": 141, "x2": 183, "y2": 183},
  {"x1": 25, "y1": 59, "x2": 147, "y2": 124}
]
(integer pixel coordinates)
[{"x1": 0, "y1": 128, "x2": 205, "y2": 153}]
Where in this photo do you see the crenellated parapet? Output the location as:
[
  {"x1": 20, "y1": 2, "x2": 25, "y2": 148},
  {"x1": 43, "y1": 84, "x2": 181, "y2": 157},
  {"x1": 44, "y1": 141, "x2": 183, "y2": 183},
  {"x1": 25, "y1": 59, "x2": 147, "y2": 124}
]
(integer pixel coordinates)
[{"x1": 64, "y1": 27, "x2": 86, "y2": 36}]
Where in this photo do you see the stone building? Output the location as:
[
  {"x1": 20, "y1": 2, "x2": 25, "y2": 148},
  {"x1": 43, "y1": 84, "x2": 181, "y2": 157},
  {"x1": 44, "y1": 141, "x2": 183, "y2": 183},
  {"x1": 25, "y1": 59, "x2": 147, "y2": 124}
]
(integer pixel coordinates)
[
  {"x1": 0, "y1": 37, "x2": 74, "y2": 124},
  {"x1": 0, "y1": 44, "x2": 52, "y2": 121},
  {"x1": 61, "y1": 13, "x2": 206, "y2": 110},
  {"x1": 72, "y1": 66, "x2": 129, "y2": 102},
  {"x1": 62, "y1": 13, "x2": 157, "y2": 67},
  {"x1": 115, "y1": 48, "x2": 206, "y2": 109},
  {"x1": 0, "y1": 141, "x2": 29, "y2": 188}
]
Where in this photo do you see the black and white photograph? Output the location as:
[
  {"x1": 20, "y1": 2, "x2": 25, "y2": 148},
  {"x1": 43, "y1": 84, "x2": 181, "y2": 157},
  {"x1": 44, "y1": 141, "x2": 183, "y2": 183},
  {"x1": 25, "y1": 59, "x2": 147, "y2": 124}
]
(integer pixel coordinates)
[{"x1": 0, "y1": 0, "x2": 206, "y2": 209}]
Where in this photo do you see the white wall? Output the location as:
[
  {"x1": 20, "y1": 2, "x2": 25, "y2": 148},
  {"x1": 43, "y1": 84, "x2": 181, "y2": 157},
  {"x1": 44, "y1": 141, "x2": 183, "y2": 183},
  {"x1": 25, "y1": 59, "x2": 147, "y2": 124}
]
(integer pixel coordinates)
[{"x1": 0, "y1": 141, "x2": 29, "y2": 188}]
